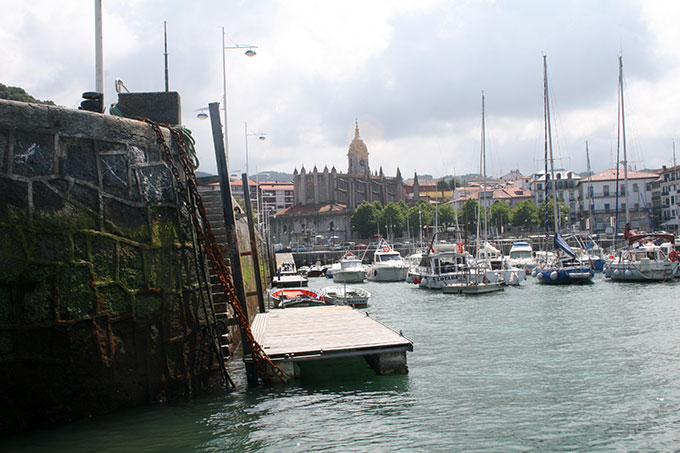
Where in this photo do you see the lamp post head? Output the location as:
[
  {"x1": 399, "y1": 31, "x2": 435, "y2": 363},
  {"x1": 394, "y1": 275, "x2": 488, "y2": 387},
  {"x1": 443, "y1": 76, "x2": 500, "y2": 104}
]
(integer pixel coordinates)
[
  {"x1": 258, "y1": 135, "x2": 266, "y2": 141},
  {"x1": 245, "y1": 49, "x2": 257, "y2": 57},
  {"x1": 196, "y1": 111, "x2": 209, "y2": 120}
]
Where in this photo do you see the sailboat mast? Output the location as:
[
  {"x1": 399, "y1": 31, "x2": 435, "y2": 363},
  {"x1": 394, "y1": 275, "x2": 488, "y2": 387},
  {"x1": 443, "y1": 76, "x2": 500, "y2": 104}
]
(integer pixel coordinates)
[
  {"x1": 543, "y1": 56, "x2": 560, "y2": 233},
  {"x1": 586, "y1": 140, "x2": 594, "y2": 235},
  {"x1": 476, "y1": 92, "x2": 487, "y2": 251},
  {"x1": 619, "y1": 55, "x2": 630, "y2": 225}
]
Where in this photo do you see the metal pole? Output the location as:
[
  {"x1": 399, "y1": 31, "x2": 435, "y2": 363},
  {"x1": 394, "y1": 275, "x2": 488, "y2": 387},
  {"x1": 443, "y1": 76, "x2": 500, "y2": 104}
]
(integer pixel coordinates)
[
  {"x1": 245, "y1": 122, "x2": 249, "y2": 177},
  {"x1": 164, "y1": 21, "x2": 169, "y2": 92},
  {"x1": 222, "y1": 27, "x2": 230, "y2": 170},
  {"x1": 94, "y1": 0, "x2": 104, "y2": 96},
  {"x1": 241, "y1": 173, "x2": 266, "y2": 313},
  {"x1": 208, "y1": 102, "x2": 257, "y2": 386}
]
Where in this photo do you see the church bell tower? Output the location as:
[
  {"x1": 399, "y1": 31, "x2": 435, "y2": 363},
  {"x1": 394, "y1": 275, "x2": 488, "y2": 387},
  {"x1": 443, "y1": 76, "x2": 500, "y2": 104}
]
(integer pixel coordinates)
[{"x1": 347, "y1": 120, "x2": 370, "y2": 176}]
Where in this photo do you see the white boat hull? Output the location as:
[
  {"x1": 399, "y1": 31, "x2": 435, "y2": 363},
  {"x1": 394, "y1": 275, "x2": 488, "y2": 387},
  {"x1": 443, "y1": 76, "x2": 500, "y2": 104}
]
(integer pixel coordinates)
[
  {"x1": 605, "y1": 261, "x2": 678, "y2": 281},
  {"x1": 366, "y1": 265, "x2": 409, "y2": 282},
  {"x1": 333, "y1": 270, "x2": 366, "y2": 283}
]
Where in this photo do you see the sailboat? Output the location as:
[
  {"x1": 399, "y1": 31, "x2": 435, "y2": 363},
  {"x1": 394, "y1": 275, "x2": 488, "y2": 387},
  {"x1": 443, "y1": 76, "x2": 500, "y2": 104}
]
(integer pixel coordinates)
[
  {"x1": 603, "y1": 56, "x2": 679, "y2": 281},
  {"x1": 533, "y1": 56, "x2": 595, "y2": 284},
  {"x1": 472, "y1": 92, "x2": 524, "y2": 286}
]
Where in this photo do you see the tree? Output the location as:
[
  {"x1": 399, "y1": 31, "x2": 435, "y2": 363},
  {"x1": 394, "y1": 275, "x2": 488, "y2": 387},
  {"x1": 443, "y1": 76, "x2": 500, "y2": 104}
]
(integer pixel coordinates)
[
  {"x1": 378, "y1": 202, "x2": 406, "y2": 237},
  {"x1": 536, "y1": 197, "x2": 570, "y2": 232},
  {"x1": 448, "y1": 178, "x2": 459, "y2": 191},
  {"x1": 489, "y1": 200, "x2": 512, "y2": 235},
  {"x1": 438, "y1": 204, "x2": 456, "y2": 226},
  {"x1": 436, "y1": 179, "x2": 449, "y2": 201},
  {"x1": 460, "y1": 198, "x2": 479, "y2": 234},
  {"x1": 511, "y1": 199, "x2": 538, "y2": 231},
  {"x1": 350, "y1": 201, "x2": 381, "y2": 238},
  {"x1": 0, "y1": 83, "x2": 54, "y2": 105},
  {"x1": 407, "y1": 201, "x2": 433, "y2": 242}
]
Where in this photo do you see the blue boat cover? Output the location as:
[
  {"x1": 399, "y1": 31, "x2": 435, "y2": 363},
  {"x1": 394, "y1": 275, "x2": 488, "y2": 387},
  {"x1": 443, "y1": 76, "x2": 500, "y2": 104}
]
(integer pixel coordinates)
[{"x1": 554, "y1": 233, "x2": 575, "y2": 257}]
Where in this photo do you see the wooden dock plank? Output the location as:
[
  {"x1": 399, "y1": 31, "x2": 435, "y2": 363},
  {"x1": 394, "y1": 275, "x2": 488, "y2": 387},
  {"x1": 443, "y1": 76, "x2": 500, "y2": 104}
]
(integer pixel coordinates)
[{"x1": 251, "y1": 306, "x2": 412, "y2": 361}]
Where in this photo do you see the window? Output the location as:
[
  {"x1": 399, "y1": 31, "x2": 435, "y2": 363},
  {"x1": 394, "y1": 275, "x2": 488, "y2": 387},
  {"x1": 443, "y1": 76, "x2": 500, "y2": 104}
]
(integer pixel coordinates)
[
  {"x1": 621, "y1": 203, "x2": 626, "y2": 211},
  {"x1": 633, "y1": 183, "x2": 639, "y2": 192},
  {"x1": 537, "y1": 183, "x2": 543, "y2": 190},
  {"x1": 620, "y1": 186, "x2": 626, "y2": 196},
  {"x1": 603, "y1": 185, "x2": 609, "y2": 196},
  {"x1": 604, "y1": 203, "x2": 610, "y2": 212}
]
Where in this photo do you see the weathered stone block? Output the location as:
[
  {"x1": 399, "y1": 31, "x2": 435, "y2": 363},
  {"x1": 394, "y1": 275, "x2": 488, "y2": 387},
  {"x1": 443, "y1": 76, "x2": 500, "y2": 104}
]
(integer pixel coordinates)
[
  {"x1": 137, "y1": 165, "x2": 175, "y2": 203},
  {"x1": 71, "y1": 182, "x2": 100, "y2": 212},
  {"x1": 91, "y1": 236, "x2": 117, "y2": 282},
  {"x1": 32, "y1": 181, "x2": 66, "y2": 214},
  {"x1": 150, "y1": 207, "x2": 180, "y2": 245},
  {"x1": 34, "y1": 232, "x2": 70, "y2": 262},
  {"x1": 61, "y1": 137, "x2": 97, "y2": 183},
  {"x1": 20, "y1": 281, "x2": 53, "y2": 322},
  {"x1": 100, "y1": 154, "x2": 129, "y2": 198},
  {"x1": 103, "y1": 198, "x2": 150, "y2": 241},
  {"x1": 133, "y1": 292, "x2": 162, "y2": 318},
  {"x1": 0, "y1": 176, "x2": 28, "y2": 218},
  {"x1": 99, "y1": 284, "x2": 131, "y2": 317},
  {"x1": 118, "y1": 243, "x2": 145, "y2": 290},
  {"x1": 0, "y1": 226, "x2": 27, "y2": 283},
  {"x1": 12, "y1": 130, "x2": 54, "y2": 176},
  {"x1": 58, "y1": 266, "x2": 95, "y2": 320},
  {"x1": 145, "y1": 248, "x2": 177, "y2": 290}
]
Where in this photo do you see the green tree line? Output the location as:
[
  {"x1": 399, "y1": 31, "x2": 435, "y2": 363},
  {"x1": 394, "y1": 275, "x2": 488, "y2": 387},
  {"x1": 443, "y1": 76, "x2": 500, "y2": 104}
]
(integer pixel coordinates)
[
  {"x1": 350, "y1": 197, "x2": 569, "y2": 239},
  {"x1": 0, "y1": 83, "x2": 54, "y2": 105}
]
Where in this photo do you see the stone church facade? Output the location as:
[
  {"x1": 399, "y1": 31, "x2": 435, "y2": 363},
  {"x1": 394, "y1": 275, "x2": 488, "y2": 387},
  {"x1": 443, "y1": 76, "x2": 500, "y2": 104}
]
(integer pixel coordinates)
[{"x1": 272, "y1": 122, "x2": 405, "y2": 244}]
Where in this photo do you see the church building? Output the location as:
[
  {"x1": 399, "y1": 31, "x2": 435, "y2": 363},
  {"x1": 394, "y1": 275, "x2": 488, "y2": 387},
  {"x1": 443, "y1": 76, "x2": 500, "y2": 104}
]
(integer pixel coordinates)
[{"x1": 271, "y1": 122, "x2": 405, "y2": 244}]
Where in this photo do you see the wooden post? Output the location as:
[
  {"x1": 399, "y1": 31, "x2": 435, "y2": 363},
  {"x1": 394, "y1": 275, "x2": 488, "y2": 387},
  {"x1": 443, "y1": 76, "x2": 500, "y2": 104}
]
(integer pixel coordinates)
[
  {"x1": 208, "y1": 102, "x2": 258, "y2": 386},
  {"x1": 241, "y1": 173, "x2": 266, "y2": 313}
]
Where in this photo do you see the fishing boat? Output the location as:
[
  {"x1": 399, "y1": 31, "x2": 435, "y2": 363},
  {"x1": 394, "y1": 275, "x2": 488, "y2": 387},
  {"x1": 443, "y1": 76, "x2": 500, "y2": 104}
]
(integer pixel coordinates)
[
  {"x1": 331, "y1": 251, "x2": 366, "y2": 283},
  {"x1": 306, "y1": 261, "x2": 324, "y2": 278},
  {"x1": 532, "y1": 56, "x2": 594, "y2": 285},
  {"x1": 366, "y1": 239, "x2": 409, "y2": 282},
  {"x1": 507, "y1": 241, "x2": 536, "y2": 273},
  {"x1": 411, "y1": 238, "x2": 481, "y2": 289},
  {"x1": 320, "y1": 286, "x2": 370, "y2": 308},
  {"x1": 603, "y1": 224, "x2": 679, "y2": 281},
  {"x1": 270, "y1": 288, "x2": 326, "y2": 308}
]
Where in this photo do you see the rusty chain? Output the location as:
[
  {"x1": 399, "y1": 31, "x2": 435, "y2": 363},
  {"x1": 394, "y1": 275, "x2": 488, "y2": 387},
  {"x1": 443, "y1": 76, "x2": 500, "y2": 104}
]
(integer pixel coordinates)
[{"x1": 142, "y1": 118, "x2": 288, "y2": 384}]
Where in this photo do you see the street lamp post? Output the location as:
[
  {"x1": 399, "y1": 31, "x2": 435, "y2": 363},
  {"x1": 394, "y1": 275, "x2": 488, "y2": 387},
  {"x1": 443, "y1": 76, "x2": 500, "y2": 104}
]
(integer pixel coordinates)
[
  {"x1": 221, "y1": 27, "x2": 257, "y2": 170},
  {"x1": 245, "y1": 122, "x2": 266, "y2": 228}
]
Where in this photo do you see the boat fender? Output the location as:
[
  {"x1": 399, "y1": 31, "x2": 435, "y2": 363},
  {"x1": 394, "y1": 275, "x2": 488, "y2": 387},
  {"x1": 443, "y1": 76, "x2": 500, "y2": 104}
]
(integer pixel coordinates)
[
  {"x1": 669, "y1": 250, "x2": 679, "y2": 262},
  {"x1": 536, "y1": 272, "x2": 543, "y2": 280},
  {"x1": 550, "y1": 271, "x2": 558, "y2": 281},
  {"x1": 374, "y1": 269, "x2": 378, "y2": 277},
  {"x1": 457, "y1": 242, "x2": 464, "y2": 253}
]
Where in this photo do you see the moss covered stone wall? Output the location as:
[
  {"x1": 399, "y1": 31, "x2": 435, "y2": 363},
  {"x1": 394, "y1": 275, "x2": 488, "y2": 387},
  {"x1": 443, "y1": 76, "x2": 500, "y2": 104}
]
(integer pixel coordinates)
[{"x1": 0, "y1": 99, "x2": 221, "y2": 434}]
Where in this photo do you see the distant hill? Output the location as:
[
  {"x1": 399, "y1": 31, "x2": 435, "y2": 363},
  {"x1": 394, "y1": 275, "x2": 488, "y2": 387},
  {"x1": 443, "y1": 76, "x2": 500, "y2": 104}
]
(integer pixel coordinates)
[
  {"x1": 0, "y1": 83, "x2": 54, "y2": 105},
  {"x1": 254, "y1": 171, "x2": 293, "y2": 182}
]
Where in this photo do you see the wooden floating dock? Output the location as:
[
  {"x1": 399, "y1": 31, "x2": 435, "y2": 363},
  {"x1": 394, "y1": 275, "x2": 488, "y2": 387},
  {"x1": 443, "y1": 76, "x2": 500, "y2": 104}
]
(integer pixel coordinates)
[
  {"x1": 273, "y1": 252, "x2": 308, "y2": 287},
  {"x1": 249, "y1": 306, "x2": 413, "y2": 381}
]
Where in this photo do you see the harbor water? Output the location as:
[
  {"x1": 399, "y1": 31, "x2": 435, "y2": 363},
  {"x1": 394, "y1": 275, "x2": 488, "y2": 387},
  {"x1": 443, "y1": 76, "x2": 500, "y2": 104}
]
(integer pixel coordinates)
[{"x1": 3, "y1": 275, "x2": 680, "y2": 451}]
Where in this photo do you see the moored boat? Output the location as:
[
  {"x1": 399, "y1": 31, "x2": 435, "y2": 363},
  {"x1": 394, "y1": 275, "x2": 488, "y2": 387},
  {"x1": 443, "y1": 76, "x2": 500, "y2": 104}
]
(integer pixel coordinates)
[
  {"x1": 366, "y1": 239, "x2": 409, "y2": 282},
  {"x1": 604, "y1": 226, "x2": 679, "y2": 281},
  {"x1": 332, "y1": 252, "x2": 367, "y2": 283},
  {"x1": 270, "y1": 288, "x2": 326, "y2": 308},
  {"x1": 320, "y1": 286, "x2": 370, "y2": 308}
]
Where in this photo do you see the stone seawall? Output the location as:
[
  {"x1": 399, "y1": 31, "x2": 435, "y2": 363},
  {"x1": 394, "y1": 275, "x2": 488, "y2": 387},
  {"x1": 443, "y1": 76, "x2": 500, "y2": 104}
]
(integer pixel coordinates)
[{"x1": 0, "y1": 99, "x2": 222, "y2": 434}]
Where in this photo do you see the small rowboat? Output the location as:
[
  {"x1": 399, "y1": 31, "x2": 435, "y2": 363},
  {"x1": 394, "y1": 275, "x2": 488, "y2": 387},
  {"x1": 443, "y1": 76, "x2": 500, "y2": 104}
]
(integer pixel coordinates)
[
  {"x1": 270, "y1": 288, "x2": 326, "y2": 308},
  {"x1": 320, "y1": 286, "x2": 370, "y2": 308}
]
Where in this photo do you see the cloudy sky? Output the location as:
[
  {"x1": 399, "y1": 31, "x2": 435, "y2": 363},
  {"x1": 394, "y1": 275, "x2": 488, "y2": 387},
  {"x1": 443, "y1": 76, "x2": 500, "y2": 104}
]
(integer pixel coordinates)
[{"x1": 2, "y1": 0, "x2": 680, "y2": 179}]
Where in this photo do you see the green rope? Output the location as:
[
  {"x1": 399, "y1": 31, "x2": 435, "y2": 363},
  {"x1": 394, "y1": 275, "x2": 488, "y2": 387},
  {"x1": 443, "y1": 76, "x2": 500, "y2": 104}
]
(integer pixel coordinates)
[{"x1": 109, "y1": 102, "x2": 200, "y2": 169}]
